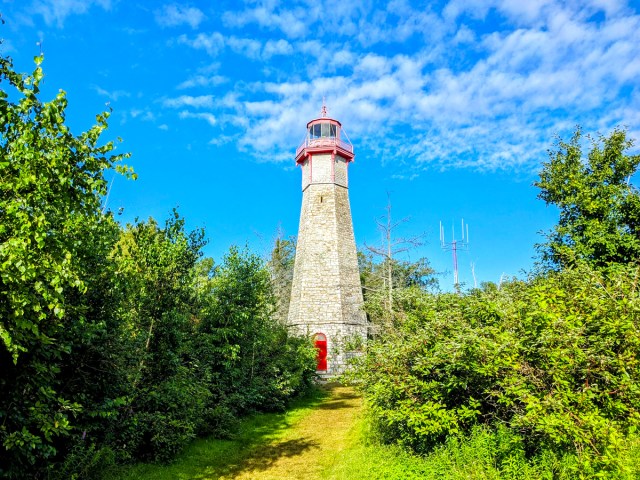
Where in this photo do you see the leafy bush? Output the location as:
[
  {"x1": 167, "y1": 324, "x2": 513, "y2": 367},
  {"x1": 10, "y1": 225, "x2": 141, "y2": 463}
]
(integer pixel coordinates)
[
  {"x1": 193, "y1": 247, "x2": 317, "y2": 416},
  {"x1": 349, "y1": 263, "x2": 640, "y2": 476},
  {"x1": 48, "y1": 442, "x2": 116, "y2": 480}
]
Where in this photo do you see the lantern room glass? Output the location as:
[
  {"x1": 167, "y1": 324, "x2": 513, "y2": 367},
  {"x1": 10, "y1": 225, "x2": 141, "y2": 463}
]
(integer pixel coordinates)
[{"x1": 309, "y1": 122, "x2": 337, "y2": 140}]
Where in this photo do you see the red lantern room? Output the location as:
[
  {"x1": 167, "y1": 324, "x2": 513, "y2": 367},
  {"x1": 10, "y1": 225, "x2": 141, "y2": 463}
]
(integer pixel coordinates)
[{"x1": 295, "y1": 103, "x2": 354, "y2": 166}]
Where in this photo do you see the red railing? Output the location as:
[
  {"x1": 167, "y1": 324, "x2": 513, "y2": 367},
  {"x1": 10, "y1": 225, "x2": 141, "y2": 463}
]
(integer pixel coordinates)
[{"x1": 295, "y1": 137, "x2": 353, "y2": 157}]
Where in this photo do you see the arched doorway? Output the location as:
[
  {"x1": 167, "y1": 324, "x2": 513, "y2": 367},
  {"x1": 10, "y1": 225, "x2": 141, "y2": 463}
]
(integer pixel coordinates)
[{"x1": 313, "y1": 333, "x2": 327, "y2": 371}]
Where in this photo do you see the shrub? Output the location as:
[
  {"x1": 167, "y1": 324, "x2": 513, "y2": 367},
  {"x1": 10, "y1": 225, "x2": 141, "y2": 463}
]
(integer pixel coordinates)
[{"x1": 349, "y1": 263, "x2": 640, "y2": 476}]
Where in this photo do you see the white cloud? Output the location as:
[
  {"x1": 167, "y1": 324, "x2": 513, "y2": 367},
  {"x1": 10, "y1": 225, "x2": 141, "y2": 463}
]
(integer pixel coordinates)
[
  {"x1": 178, "y1": 110, "x2": 217, "y2": 126},
  {"x1": 222, "y1": 0, "x2": 307, "y2": 38},
  {"x1": 452, "y1": 25, "x2": 476, "y2": 44},
  {"x1": 177, "y1": 75, "x2": 228, "y2": 89},
  {"x1": 226, "y1": 37, "x2": 262, "y2": 59},
  {"x1": 130, "y1": 109, "x2": 155, "y2": 122},
  {"x1": 178, "y1": 32, "x2": 294, "y2": 61},
  {"x1": 92, "y1": 85, "x2": 130, "y2": 101},
  {"x1": 170, "y1": 0, "x2": 640, "y2": 172},
  {"x1": 220, "y1": 0, "x2": 450, "y2": 48},
  {"x1": 163, "y1": 95, "x2": 215, "y2": 108},
  {"x1": 31, "y1": 0, "x2": 111, "y2": 27},
  {"x1": 263, "y1": 39, "x2": 293, "y2": 58},
  {"x1": 209, "y1": 134, "x2": 237, "y2": 146},
  {"x1": 178, "y1": 32, "x2": 225, "y2": 55},
  {"x1": 155, "y1": 4, "x2": 205, "y2": 29}
]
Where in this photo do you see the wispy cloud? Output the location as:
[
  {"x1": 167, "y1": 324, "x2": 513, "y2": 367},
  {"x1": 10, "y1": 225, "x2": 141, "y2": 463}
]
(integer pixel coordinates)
[
  {"x1": 221, "y1": 1, "x2": 308, "y2": 38},
  {"x1": 158, "y1": 0, "x2": 640, "y2": 171},
  {"x1": 130, "y1": 109, "x2": 156, "y2": 122},
  {"x1": 163, "y1": 95, "x2": 215, "y2": 108},
  {"x1": 155, "y1": 4, "x2": 205, "y2": 29},
  {"x1": 177, "y1": 74, "x2": 228, "y2": 89},
  {"x1": 177, "y1": 32, "x2": 225, "y2": 55},
  {"x1": 92, "y1": 85, "x2": 130, "y2": 101},
  {"x1": 31, "y1": 0, "x2": 111, "y2": 27},
  {"x1": 178, "y1": 110, "x2": 217, "y2": 126},
  {"x1": 178, "y1": 32, "x2": 295, "y2": 60},
  {"x1": 191, "y1": 0, "x2": 638, "y2": 171}
]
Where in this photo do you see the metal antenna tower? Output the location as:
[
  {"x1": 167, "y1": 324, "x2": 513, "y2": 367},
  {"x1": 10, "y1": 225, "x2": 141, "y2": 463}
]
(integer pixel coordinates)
[{"x1": 440, "y1": 219, "x2": 469, "y2": 288}]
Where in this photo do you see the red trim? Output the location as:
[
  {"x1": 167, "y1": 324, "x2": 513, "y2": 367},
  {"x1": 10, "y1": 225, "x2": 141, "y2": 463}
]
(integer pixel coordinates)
[
  {"x1": 306, "y1": 117, "x2": 342, "y2": 129},
  {"x1": 296, "y1": 145, "x2": 354, "y2": 165}
]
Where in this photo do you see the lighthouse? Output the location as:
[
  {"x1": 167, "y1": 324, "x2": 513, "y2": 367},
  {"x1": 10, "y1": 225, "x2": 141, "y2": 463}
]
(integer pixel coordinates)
[{"x1": 287, "y1": 105, "x2": 368, "y2": 377}]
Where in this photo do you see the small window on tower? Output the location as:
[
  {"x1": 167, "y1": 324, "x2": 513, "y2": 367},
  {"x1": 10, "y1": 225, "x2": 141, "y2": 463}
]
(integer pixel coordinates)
[
  {"x1": 321, "y1": 122, "x2": 330, "y2": 137},
  {"x1": 330, "y1": 124, "x2": 337, "y2": 137}
]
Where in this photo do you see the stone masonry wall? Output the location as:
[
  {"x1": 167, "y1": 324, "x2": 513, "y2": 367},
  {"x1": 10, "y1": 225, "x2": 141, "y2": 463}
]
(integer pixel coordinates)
[
  {"x1": 334, "y1": 157, "x2": 347, "y2": 187},
  {"x1": 300, "y1": 154, "x2": 349, "y2": 190},
  {"x1": 288, "y1": 153, "x2": 368, "y2": 377}
]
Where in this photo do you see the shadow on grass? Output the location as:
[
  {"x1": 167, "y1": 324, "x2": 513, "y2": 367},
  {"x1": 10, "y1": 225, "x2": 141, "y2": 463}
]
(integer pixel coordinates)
[
  {"x1": 315, "y1": 388, "x2": 360, "y2": 411},
  {"x1": 104, "y1": 385, "x2": 336, "y2": 480},
  {"x1": 210, "y1": 437, "x2": 321, "y2": 479}
]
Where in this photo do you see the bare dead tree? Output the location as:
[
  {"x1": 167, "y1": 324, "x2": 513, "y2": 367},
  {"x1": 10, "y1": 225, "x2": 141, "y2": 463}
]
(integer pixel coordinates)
[
  {"x1": 363, "y1": 193, "x2": 429, "y2": 330},
  {"x1": 266, "y1": 228, "x2": 296, "y2": 324}
]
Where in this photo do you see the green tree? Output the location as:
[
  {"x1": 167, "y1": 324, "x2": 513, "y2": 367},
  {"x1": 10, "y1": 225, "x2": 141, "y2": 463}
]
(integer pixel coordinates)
[
  {"x1": 115, "y1": 212, "x2": 205, "y2": 386},
  {"x1": 0, "y1": 53, "x2": 132, "y2": 360},
  {"x1": 535, "y1": 127, "x2": 640, "y2": 269},
  {"x1": 200, "y1": 246, "x2": 315, "y2": 412},
  {"x1": 110, "y1": 212, "x2": 210, "y2": 462},
  {"x1": 0, "y1": 53, "x2": 132, "y2": 476},
  {"x1": 0, "y1": 51, "x2": 317, "y2": 476}
]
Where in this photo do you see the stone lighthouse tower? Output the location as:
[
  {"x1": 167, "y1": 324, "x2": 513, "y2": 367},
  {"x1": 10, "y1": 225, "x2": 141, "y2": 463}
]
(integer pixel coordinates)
[{"x1": 287, "y1": 105, "x2": 368, "y2": 377}]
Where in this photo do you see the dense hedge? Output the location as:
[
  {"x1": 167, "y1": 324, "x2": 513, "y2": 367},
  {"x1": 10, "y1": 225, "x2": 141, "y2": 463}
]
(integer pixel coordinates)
[{"x1": 349, "y1": 264, "x2": 640, "y2": 477}]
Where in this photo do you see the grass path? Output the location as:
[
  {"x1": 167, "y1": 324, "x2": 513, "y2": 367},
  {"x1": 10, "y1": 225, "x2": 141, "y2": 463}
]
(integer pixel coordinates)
[
  {"x1": 222, "y1": 385, "x2": 362, "y2": 480},
  {"x1": 106, "y1": 385, "x2": 364, "y2": 480}
]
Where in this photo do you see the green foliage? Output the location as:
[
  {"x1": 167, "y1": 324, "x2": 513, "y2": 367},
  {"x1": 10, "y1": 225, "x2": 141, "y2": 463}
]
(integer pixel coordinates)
[
  {"x1": 348, "y1": 264, "x2": 640, "y2": 477},
  {"x1": 0, "y1": 52, "x2": 315, "y2": 478},
  {"x1": 536, "y1": 127, "x2": 640, "y2": 269},
  {"x1": 327, "y1": 419, "x2": 592, "y2": 480},
  {"x1": 0, "y1": 53, "x2": 133, "y2": 361},
  {"x1": 115, "y1": 212, "x2": 205, "y2": 386},
  {"x1": 49, "y1": 442, "x2": 116, "y2": 480},
  {"x1": 196, "y1": 246, "x2": 316, "y2": 415},
  {"x1": 0, "y1": 53, "x2": 133, "y2": 478},
  {"x1": 359, "y1": 250, "x2": 437, "y2": 334}
]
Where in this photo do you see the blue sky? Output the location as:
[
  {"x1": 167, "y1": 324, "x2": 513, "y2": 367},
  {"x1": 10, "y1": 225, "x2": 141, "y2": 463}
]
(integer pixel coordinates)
[{"x1": 2, "y1": 0, "x2": 639, "y2": 289}]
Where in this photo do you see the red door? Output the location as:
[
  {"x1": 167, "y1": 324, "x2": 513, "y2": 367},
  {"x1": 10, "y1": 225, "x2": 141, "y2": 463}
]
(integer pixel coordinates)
[{"x1": 314, "y1": 333, "x2": 327, "y2": 371}]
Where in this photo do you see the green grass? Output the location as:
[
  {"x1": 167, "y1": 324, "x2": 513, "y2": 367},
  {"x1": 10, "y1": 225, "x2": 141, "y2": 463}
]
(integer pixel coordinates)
[
  {"x1": 103, "y1": 386, "x2": 640, "y2": 480},
  {"x1": 102, "y1": 387, "x2": 328, "y2": 480},
  {"x1": 323, "y1": 417, "x2": 640, "y2": 480}
]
